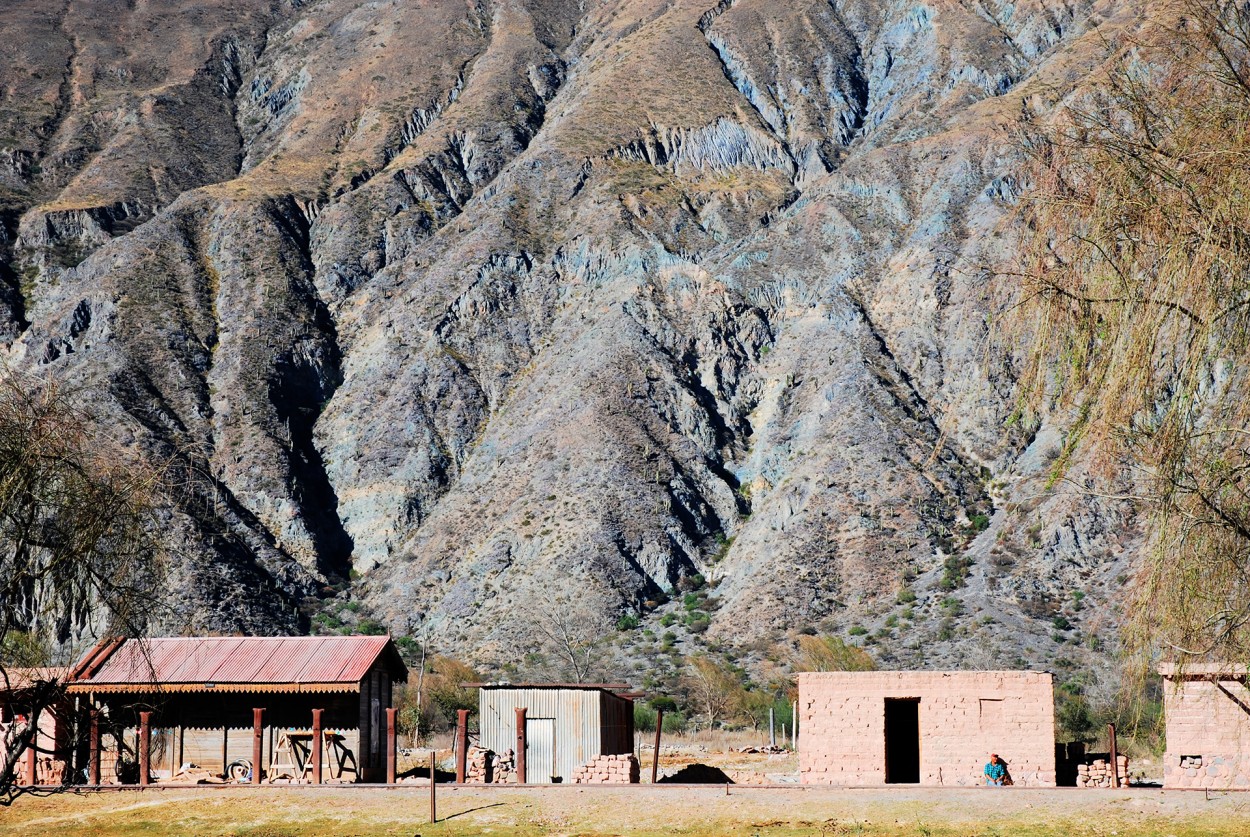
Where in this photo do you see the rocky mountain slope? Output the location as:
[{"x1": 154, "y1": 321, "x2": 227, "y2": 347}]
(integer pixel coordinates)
[{"x1": 0, "y1": 0, "x2": 1144, "y2": 673}]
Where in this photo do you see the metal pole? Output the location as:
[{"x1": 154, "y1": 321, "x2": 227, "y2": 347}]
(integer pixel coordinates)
[
  {"x1": 89, "y1": 709, "x2": 101, "y2": 785},
  {"x1": 515, "y1": 708, "x2": 527, "y2": 784},
  {"x1": 429, "y1": 751, "x2": 437, "y2": 823},
  {"x1": 139, "y1": 711, "x2": 151, "y2": 787},
  {"x1": 769, "y1": 707, "x2": 775, "y2": 748},
  {"x1": 651, "y1": 709, "x2": 663, "y2": 784},
  {"x1": 386, "y1": 708, "x2": 397, "y2": 784},
  {"x1": 1108, "y1": 723, "x2": 1120, "y2": 789},
  {"x1": 455, "y1": 709, "x2": 469, "y2": 783},
  {"x1": 252, "y1": 708, "x2": 265, "y2": 785},
  {"x1": 312, "y1": 708, "x2": 323, "y2": 785},
  {"x1": 221, "y1": 726, "x2": 228, "y2": 781}
]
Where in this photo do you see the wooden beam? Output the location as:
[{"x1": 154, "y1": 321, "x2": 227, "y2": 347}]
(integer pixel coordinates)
[
  {"x1": 515, "y1": 708, "x2": 527, "y2": 784},
  {"x1": 138, "y1": 711, "x2": 151, "y2": 787},
  {"x1": 252, "y1": 708, "x2": 265, "y2": 785},
  {"x1": 311, "y1": 708, "x2": 323, "y2": 785},
  {"x1": 89, "y1": 710, "x2": 101, "y2": 785},
  {"x1": 455, "y1": 709, "x2": 469, "y2": 783},
  {"x1": 385, "y1": 708, "x2": 397, "y2": 784}
]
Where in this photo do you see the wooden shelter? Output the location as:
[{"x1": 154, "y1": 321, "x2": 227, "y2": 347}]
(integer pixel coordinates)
[
  {"x1": 65, "y1": 636, "x2": 407, "y2": 784},
  {"x1": 471, "y1": 682, "x2": 635, "y2": 784}
]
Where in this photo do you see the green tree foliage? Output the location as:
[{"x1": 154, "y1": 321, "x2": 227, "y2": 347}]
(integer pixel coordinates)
[{"x1": 1016, "y1": 0, "x2": 1250, "y2": 665}]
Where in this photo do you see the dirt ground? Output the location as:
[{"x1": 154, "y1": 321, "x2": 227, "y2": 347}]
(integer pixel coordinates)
[{"x1": 4, "y1": 784, "x2": 1250, "y2": 837}]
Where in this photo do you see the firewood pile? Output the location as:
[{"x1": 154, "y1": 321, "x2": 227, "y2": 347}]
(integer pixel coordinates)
[
  {"x1": 1076, "y1": 755, "x2": 1128, "y2": 788},
  {"x1": 571, "y1": 753, "x2": 639, "y2": 784}
]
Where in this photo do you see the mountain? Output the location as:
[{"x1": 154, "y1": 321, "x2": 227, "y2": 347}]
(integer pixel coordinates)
[{"x1": 0, "y1": 0, "x2": 1140, "y2": 671}]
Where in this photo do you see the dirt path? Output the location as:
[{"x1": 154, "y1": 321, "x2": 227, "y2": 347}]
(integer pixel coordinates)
[{"x1": 3, "y1": 785, "x2": 1249, "y2": 836}]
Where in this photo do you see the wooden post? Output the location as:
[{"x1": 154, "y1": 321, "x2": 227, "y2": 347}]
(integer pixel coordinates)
[
  {"x1": 769, "y1": 707, "x2": 775, "y2": 748},
  {"x1": 89, "y1": 709, "x2": 101, "y2": 785},
  {"x1": 429, "y1": 751, "x2": 437, "y2": 824},
  {"x1": 252, "y1": 708, "x2": 265, "y2": 785},
  {"x1": 311, "y1": 709, "x2": 323, "y2": 785},
  {"x1": 139, "y1": 711, "x2": 151, "y2": 787},
  {"x1": 515, "y1": 707, "x2": 527, "y2": 784},
  {"x1": 385, "y1": 708, "x2": 397, "y2": 784},
  {"x1": 455, "y1": 709, "x2": 469, "y2": 783},
  {"x1": 651, "y1": 708, "x2": 663, "y2": 784},
  {"x1": 1108, "y1": 723, "x2": 1120, "y2": 789},
  {"x1": 792, "y1": 700, "x2": 798, "y2": 751},
  {"x1": 221, "y1": 726, "x2": 228, "y2": 780},
  {"x1": 22, "y1": 716, "x2": 36, "y2": 786}
]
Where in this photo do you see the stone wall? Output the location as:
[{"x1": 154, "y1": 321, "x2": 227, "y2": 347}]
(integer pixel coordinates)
[
  {"x1": 798, "y1": 671, "x2": 1056, "y2": 786},
  {"x1": 1161, "y1": 671, "x2": 1250, "y2": 789},
  {"x1": 571, "y1": 753, "x2": 639, "y2": 784}
]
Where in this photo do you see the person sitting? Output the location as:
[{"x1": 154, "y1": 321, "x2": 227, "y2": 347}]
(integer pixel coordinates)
[{"x1": 984, "y1": 753, "x2": 1007, "y2": 786}]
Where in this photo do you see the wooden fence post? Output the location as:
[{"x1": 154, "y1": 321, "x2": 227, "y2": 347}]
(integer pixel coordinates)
[
  {"x1": 1108, "y1": 723, "x2": 1120, "y2": 789},
  {"x1": 651, "y1": 709, "x2": 663, "y2": 784},
  {"x1": 429, "y1": 751, "x2": 437, "y2": 823},
  {"x1": 455, "y1": 709, "x2": 469, "y2": 783}
]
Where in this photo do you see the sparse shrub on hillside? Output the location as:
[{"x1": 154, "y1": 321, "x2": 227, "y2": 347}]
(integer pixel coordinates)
[{"x1": 793, "y1": 635, "x2": 877, "y2": 672}]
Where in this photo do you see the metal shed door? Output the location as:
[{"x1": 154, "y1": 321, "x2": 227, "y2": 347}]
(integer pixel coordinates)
[{"x1": 526, "y1": 718, "x2": 556, "y2": 783}]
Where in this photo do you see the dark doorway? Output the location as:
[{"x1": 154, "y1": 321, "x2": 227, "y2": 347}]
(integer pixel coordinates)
[{"x1": 884, "y1": 698, "x2": 920, "y2": 784}]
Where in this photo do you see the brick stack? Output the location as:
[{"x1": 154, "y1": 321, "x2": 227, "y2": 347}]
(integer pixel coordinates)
[
  {"x1": 1076, "y1": 755, "x2": 1128, "y2": 787},
  {"x1": 571, "y1": 753, "x2": 640, "y2": 784},
  {"x1": 464, "y1": 745, "x2": 516, "y2": 783}
]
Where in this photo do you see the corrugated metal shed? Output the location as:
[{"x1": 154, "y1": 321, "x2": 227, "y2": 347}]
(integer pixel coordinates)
[
  {"x1": 65, "y1": 636, "x2": 408, "y2": 694},
  {"x1": 477, "y1": 684, "x2": 634, "y2": 783}
]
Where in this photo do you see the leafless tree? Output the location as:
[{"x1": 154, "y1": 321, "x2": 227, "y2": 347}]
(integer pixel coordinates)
[
  {"x1": 520, "y1": 591, "x2": 610, "y2": 684},
  {"x1": 0, "y1": 369, "x2": 166, "y2": 801}
]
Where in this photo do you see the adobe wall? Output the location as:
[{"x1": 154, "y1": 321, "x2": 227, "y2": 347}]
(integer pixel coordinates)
[
  {"x1": 798, "y1": 671, "x2": 1057, "y2": 786},
  {"x1": 1162, "y1": 676, "x2": 1250, "y2": 789}
]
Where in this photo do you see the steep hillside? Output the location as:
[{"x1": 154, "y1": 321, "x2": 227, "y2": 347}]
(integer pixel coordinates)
[{"x1": 0, "y1": 0, "x2": 1143, "y2": 673}]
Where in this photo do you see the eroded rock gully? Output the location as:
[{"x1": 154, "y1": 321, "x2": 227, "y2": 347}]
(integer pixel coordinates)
[{"x1": 0, "y1": 0, "x2": 1139, "y2": 672}]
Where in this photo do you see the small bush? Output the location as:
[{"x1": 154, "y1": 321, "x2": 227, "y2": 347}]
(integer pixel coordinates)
[
  {"x1": 848, "y1": 626, "x2": 868, "y2": 636},
  {"x1": 617, "y1": 614, "x2": 641, "y2": 631}
]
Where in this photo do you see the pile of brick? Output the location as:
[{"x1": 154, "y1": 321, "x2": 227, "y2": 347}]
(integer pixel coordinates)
[
  {"x1": 1076, "y1": 755, "x2": 1128, "y2": 787},
  {"x1": 571, "y1": 753, "x2": 639, "y2": 784},
  {"x1": 464, "y1": 745, "x2": 515, "y2": 783}
]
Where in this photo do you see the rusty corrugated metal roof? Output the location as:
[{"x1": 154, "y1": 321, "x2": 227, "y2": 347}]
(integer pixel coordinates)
[{"x1": 65, "y1": 636, "x2": 408, "y2": 694}]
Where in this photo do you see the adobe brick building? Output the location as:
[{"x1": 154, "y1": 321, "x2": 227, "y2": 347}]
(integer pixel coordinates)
[
  {"x1": 798, "y1": 671, "x2": 1057, "y2": 786},
  {"x1": 1159, "y1": 663, "x2": 1250, "y2": 789}
]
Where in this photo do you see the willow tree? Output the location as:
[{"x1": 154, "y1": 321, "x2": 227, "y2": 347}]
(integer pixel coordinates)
[
  {"x1": 1015, "y1": 1, "x2": 1250, "y2": 666},
  {"x1": 0, "y1": 370, "x2": 166, "y2": 800}
]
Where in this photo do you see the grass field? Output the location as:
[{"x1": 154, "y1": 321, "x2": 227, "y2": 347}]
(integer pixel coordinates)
[{"x1": 3, "y1": 785, "x2": 1249, "y2": 836}]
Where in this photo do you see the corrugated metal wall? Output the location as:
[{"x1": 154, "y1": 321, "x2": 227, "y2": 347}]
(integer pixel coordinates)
[
  {"x1": 599, "y1": 691, "x2": 633, "y2": 756},
  {"x1": 478, "y1": 688, "x2": 605, "y2": 783}
]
